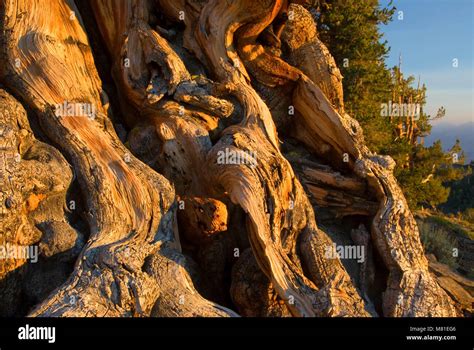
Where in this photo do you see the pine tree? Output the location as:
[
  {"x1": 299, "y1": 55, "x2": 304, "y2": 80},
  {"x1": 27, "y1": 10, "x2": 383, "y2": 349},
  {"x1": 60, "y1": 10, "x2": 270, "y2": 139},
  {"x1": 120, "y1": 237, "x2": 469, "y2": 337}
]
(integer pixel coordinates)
[
  {"x1": 314, "y1": 0, "x2": 395, "y2": 152},
  {"x1": 312, "y1": 0, "x2": 470, "y2": 209}
]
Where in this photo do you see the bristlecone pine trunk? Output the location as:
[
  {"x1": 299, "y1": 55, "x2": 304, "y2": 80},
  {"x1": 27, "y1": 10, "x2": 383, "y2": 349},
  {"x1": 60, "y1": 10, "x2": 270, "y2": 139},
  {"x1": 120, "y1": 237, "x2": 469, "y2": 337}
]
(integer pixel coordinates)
[{"x1": 0, "y1": 0, "x2": 463, "y2": 317}]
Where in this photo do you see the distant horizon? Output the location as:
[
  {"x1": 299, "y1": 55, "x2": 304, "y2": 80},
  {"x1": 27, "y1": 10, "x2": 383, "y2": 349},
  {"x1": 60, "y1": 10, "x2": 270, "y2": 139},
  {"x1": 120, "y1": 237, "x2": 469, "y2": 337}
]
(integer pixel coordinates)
[{"x1": 424, "y1": 121, "x2": 474, "y2": 162}]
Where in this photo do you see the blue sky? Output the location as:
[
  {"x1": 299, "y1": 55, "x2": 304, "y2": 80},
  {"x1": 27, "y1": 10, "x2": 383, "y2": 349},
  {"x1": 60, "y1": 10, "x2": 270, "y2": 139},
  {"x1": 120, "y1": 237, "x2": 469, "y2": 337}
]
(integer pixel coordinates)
[{"x1": 379, "y1": 0, "x2": 473, "y2": 125}]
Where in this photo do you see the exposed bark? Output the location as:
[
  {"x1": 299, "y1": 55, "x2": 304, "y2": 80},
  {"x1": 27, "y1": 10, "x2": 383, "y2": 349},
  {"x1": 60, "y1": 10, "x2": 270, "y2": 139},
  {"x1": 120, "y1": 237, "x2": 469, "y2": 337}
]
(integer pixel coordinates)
[
  {"x1": 427, "y1": 254, "x2": 474, "y2": 316},
  {"x1": 0, "y1": 0, "x2": 463, "y2": 318},
  {"x1": 231, "y1": 248, "x2": 292, "y2": 317},
  {"x1": 298, "y1": 163, "x2": 378, "y2": 217},
  {"x1": 226, "y1": 1, "x2": 457, "y2": 316},
  {"x1": 0, "y1": 89, "x2": 81, "y2": 316},
  {"x1": 177, "y1": 196, "x2": 228, "y2": 245},
  {"x1": 0, "y1": 0, "x2": 235, "y2": 317}
]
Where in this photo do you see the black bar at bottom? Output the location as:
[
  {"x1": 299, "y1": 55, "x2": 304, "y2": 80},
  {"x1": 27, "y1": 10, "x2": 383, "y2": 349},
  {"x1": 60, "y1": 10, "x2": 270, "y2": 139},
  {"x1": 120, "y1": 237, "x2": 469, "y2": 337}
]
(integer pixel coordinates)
[{"x1": 0, "y1": 317, "x2": 471, "y2": 347}]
